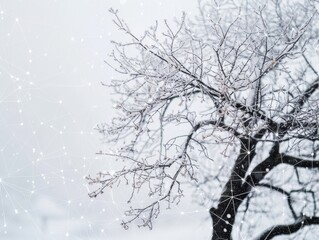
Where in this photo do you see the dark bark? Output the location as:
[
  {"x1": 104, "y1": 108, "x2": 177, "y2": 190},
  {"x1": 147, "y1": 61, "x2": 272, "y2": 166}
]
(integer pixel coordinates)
[
  {"x1": 210, "y1": 138, "x2": 256, "y2": 239},
  {"x1": 210, "y1": 187, "x2": 250, "y2": 240},
  {"x1": 257, "y1": 216, "x2": 319, "y2": 240},
  {"x1": 209, "y1": 130, "x2": 281, "y2": 239}
]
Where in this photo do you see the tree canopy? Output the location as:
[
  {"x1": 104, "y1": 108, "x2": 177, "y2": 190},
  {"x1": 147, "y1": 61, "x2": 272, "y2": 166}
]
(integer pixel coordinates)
[{"x1": 87, "y1": 1, "x2": 319, "y2": 239}]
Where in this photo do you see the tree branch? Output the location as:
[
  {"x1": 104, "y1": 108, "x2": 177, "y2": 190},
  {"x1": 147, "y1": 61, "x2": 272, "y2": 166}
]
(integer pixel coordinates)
[
  {"x1": 256, "y1": 216, "x2": 319, "y2": 240},
  {"x1": 281, "y1": 154, "x2": 319, "y2": 168}
]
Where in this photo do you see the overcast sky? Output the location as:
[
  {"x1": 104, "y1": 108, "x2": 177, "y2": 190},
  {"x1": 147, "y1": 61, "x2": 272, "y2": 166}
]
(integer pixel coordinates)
[{"x1": 0, "y1": 1, "x2": 214, "y2": 239}]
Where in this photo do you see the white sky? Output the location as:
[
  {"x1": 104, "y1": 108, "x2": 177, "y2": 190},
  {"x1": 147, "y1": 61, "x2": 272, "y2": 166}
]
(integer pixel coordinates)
[{"x1": 0, "y1": 1, "x2": 212, "y2": 239}]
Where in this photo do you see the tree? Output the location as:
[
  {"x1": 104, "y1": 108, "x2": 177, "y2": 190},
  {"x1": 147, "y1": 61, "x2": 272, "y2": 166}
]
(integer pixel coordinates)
[{"x1": 87, "y1": 0, "x2": 319, "y2": 239}]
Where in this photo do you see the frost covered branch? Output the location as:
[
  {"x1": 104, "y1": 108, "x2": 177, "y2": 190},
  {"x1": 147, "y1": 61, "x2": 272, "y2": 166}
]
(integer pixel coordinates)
[{"x1": 88, "y1": 0, "x2": 319, "y2": 239}]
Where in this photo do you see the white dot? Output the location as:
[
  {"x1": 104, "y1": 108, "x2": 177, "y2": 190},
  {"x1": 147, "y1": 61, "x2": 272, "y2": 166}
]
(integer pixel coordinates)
[
  {"x1": 227, "y1": 214, "x2": 231, "y2": 218},
  {"x1": 223, "y1": 228, "x2": 227, "y2": 232}
]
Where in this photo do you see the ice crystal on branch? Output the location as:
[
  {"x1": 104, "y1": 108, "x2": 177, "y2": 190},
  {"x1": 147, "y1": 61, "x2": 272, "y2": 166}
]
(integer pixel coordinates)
[{"x1": 89, "y1": 1, "x2": 319, "y2": 239}]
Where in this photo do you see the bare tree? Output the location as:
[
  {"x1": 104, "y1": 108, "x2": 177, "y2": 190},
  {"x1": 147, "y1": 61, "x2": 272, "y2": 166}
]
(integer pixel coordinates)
[{"x1": 87, "y1": 0, "x2": 319, "y2": 239}]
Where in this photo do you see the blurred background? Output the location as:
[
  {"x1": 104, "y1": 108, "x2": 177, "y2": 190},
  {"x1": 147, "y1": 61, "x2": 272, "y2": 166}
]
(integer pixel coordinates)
[{"x1": 0, "y1": 0, "x2": 211, "y2": 239}]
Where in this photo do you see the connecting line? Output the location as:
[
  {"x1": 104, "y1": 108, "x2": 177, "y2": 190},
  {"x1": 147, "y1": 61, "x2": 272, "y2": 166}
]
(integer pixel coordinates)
[{"x1": 257, "y1": 216, "x2": 319, "y2": 240}]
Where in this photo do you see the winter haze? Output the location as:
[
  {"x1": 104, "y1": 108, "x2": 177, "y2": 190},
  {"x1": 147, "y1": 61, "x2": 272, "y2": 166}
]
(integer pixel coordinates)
[{"x1": 0, "y1": 0, "x2": 210, "y2": 240}]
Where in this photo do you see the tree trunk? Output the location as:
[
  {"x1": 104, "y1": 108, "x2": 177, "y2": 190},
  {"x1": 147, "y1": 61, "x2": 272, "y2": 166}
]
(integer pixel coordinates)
[
  {"x1": 209, "y1": 138, "x2": 256, "y2": 239},
  {"x1": 210, "y1": 180, "x2": 249, "y2": 239}
]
